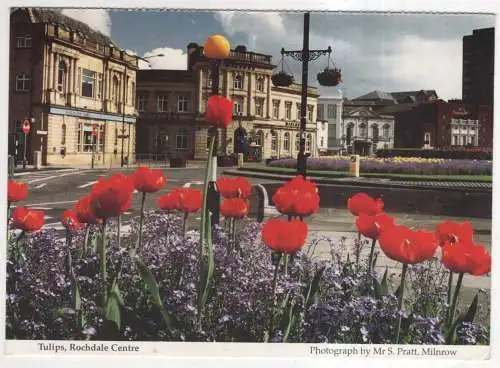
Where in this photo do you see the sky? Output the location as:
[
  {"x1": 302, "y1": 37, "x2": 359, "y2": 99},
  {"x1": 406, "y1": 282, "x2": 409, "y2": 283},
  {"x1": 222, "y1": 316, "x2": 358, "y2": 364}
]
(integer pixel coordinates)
[{"x1": 58, "y1": 9, "x2": 496, "y2": 100}]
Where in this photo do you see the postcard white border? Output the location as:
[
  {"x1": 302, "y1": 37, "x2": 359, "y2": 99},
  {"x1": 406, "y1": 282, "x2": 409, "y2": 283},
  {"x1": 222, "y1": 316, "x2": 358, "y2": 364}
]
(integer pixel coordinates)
[{"x1": 1, "y1": 1, "x2": 499, "y2": 368}]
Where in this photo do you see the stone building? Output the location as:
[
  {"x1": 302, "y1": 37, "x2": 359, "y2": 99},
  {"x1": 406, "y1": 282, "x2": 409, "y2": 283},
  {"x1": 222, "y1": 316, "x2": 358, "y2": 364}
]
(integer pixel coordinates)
[
  {"x1": 317, "y1": 94, "x2": 343, "y2": 153},
  {"x1": 135, "y1": 43, "x2": 318, "y2": 161},
  {"x1": 9, "y1": 8, "x2": 138, "y2": 167}
]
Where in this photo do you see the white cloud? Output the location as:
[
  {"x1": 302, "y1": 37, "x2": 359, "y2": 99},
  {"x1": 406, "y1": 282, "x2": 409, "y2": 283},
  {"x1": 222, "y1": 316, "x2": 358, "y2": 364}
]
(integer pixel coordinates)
[
  {"x1": 382, "y1": 35, "x2": 462, "y2": 100},
  {"x1": 61, "y1": 9, "x2": 111, "y2": 36},
  {"x1": 140, "y1": 48, "x2": 188, "y2": 70}
]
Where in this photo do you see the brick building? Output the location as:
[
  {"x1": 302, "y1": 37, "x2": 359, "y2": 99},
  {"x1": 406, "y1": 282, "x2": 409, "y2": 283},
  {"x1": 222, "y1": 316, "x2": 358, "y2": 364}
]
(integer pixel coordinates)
[
  {"x1": 135, "y1": 43, "x2": 319, "y2": 161},
  {"x1": 9, "y1": 8, "x2": 138, "y2": 167}
]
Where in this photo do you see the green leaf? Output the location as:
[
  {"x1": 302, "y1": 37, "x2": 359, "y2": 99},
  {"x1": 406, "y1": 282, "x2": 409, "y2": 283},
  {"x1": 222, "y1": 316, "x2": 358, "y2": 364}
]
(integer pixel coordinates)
[
  {"x1": 104, "y1": 291, "x2": 121, "y2": 330},
  {"x1": 380, "y1": 267, "x2": 389, "y2": 295},
  {"x1": 72, "y1": 275, "x2": 82, "y2": 312},
  {"x1": 463, "y1": 293, "x2": 479, "y2": 323},
  {"x1": 135, "y1": 257, "x2": 173, "y2": 330},
  {"x1": 304, "y1": 266, "x2": 325, "y2": 310},
  {"x1": 199, "y1": 135, "x2": 215, "y2": 256},
  {"x1": 199, "y1": 212, "x2": 215, "y2": 311},
  {"x1": 373, "y1": 276, "x2": 382, "y2": 299},
  {"x1": 109, "y1": 277, "x2": 124, "y2": 307}
]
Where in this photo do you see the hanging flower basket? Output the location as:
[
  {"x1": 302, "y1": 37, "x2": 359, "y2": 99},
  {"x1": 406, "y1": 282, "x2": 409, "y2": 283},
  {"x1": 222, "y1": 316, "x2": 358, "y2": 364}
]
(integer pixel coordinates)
[
  {"x1": 317, "y1": 68, "x2": 342, "y2": 87},
  {"x1": 271, "y1": 72, "x2": 294, "y2": 87}
]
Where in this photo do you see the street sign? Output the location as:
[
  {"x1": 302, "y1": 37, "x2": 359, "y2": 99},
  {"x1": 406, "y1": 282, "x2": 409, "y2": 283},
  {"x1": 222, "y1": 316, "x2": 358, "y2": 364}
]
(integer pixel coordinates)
[
  {"x1": 37, "y1": 130, "x2": 48, "y2": 135},
  {"x1": 22, "y1": 120, "x2": 30, "y2": 135}
]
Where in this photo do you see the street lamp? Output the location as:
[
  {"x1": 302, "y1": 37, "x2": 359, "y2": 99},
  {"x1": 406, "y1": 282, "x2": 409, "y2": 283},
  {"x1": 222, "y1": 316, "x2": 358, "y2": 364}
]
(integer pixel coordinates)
[
  {"x1": 279, "y1": 12, "x2": 341, "y2": 177},
  {"x1": 120, "y1": 52, "x2": 164, "y2": 168}
]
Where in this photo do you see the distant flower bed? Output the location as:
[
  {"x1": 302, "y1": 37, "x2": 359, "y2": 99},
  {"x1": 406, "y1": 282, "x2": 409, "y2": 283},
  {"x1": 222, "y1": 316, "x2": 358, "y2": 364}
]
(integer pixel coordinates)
[
  {"x1": 269, "y1": 157, "x2": 492, "y2": 176},
  {"x1": 376, "y1": 148, "x2": 492, "y2": 161}
]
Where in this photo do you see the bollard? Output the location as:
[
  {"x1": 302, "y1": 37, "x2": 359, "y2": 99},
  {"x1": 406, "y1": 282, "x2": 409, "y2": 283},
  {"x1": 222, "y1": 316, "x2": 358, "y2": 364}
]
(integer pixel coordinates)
[
  {"x1": 348, "y1": 154, "x2": 360, "y2": 177},
  {"x1": 34, "y1": 151, "x2": 42, "y2": 170},
  {"x1": 237, "y1": 153, "x2": 244, "y2": 168},
  {"x1": 8, "y1": 155, "x2": 15, "y2": 178}
]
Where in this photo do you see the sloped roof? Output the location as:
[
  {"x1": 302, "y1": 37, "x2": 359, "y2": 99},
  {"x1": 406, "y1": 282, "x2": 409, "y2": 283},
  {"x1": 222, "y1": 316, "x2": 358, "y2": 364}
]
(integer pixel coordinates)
[
  {"x1": 343, "y1": 106, "x2": 387, "y2": 119},
  {"x1": 391, "y1": 90, "x2": 438, "y2": 103},
  {"x1": 376, "y1": 103, "x2": 419, "y2": 115},
  {"x1": 354, "y1": 90, "x2": 396, "y2": 102},
  {"x1": 12, "y1": 8, "x2": 117, "y2": 47}
]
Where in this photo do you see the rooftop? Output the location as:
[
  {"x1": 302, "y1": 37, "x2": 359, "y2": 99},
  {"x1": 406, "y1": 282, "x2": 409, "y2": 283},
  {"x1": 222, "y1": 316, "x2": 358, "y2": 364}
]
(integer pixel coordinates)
[{"x1": 137, "y1": 69, "x2": 197, "y2": 83}]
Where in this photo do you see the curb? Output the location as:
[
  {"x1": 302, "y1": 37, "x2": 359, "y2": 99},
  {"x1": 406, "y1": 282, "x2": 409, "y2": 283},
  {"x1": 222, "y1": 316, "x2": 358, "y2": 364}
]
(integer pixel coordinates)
[{"x1": 223, "y1": 169, "x2": 492, "y2": 193}]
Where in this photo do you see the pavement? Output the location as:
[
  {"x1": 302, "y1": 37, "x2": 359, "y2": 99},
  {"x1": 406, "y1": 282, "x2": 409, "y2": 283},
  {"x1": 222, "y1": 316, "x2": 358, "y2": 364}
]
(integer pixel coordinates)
[{"x1": 9, "y1": 166, "x2": 491, "y2": 300}]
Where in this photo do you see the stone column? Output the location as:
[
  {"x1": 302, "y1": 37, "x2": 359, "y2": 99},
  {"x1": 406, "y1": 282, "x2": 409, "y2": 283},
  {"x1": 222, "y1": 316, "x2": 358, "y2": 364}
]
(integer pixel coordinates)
[
  {"x1": 47, "y1": 48, "x2": 53, "y2": 91},
  {"x1": 197, "y1": 68, "x2": 203, "y2": 114},
  {"x1": 246, "y1": 72, "x2": 252, "y2": 116},
  {"x1": 266, "y1": 75, "x2": 271, "y2": 118},
  {"x1": 52, "y1": 52, "x2": 59, "y2": 90}
]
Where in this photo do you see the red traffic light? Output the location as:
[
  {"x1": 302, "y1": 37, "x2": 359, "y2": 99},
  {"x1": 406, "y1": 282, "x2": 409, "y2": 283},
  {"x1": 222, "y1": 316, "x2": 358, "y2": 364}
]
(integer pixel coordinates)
[{"x1": 22, "y1": 120, "x2": 30, "y2": 135}]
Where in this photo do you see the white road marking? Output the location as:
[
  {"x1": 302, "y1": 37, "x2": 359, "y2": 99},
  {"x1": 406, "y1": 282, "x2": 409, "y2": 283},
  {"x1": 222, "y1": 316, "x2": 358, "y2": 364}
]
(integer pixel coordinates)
[
  {"x1": 30, "y1": 207, "x2": 53, "y2": 211},
  {"x1": 183, "y1": 181, "x2": 203, "y2": 188},
  {"x1": 28, "y1": 171, "x2": 86, "y2": 184},
  {"x1": 34, "y1": 183, "x2": 47, "y2": 189},
  {"x1": 13, "y1": 168, "x2": 80, "y2": 177},
  {"x1": 25, "y1": 200, "x2": 78, "y2": 207},
  {"x1": 78, "y1": 181, "x2": 98, "y2": 189}
]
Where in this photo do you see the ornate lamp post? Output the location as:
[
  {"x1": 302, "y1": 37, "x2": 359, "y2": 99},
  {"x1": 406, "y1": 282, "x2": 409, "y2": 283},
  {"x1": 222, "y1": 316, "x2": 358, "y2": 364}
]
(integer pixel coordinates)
[
  {"x1": 204, "y1": 34, "x2": 231, "y2": 226},
  {"x1": 278, "y1": 12, "x2": 341, "y2": 177},
  {"x1": 119, "y1": 52, "x2": 164, "y2": 167}
]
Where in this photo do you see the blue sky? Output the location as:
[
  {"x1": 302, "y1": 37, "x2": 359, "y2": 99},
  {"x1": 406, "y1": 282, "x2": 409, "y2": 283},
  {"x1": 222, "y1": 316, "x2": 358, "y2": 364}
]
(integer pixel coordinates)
[{"x1": 59, "y1": 9, "x2": 496, "y2": 100}]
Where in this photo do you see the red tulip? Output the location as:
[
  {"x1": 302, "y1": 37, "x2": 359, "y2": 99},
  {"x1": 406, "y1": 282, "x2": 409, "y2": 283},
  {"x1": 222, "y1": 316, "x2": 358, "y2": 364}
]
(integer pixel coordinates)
[
  {"x1": 205, "y1": 95, "x2": 233, "y2": 128},
  {"x1": 356, "y1": 212, "x2": 395, "y2": 239},
  {"x1": 61, "y1": 210, "x2": 84, "y2": 230},
  {"x1": 442, "y1": 240, "x2": 491, "y2": 276},
  {"x1": 378, "y1": 225, "x2": 438, "y2": 264},
  {"x1": 177, "y1": 188, "x2": 203, "y2": 213},
  {"x1": 347, "y1": 192, "x2": 384, "y2": 216},
  {"x1": 133, "y1": 166, "x2": 167, "y2": 193},
  {"x1": 272, "y1": 176, "x2": 320, "y2": 217},
  {"x1": 8, "y1": 179, "x2": 28, "y2": 203},
  {"x1": 220, "y1": 198, "x2": 249, "y2": 219},
  {"x1": 216, "y1": 176, "x2": 252, "y2": 198},
  {"x1": 436, "y1": 220, "x2": 474, "y2": 247},
  {"x1": 90, "y1": 174, "x2": 135, "y2": 218},
  {"x1": 11, "y1": 206, "x2": 44, "y2": 232},
  {"x1": 157, "y1": 189, "x2": 182, "y2": 211},
  {"x1": 76, "y1": 195, "x2": 102, "y2": 224},
  {"x1": 262, "y1": 219, "x2": 308, "y2": 254}
]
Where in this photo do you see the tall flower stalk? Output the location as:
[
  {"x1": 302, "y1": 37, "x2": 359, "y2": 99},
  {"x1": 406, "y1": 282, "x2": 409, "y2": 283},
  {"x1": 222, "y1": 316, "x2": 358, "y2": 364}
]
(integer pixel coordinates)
[{"x1": 395, "y1": 263, "x2": 408, "y2": 343}]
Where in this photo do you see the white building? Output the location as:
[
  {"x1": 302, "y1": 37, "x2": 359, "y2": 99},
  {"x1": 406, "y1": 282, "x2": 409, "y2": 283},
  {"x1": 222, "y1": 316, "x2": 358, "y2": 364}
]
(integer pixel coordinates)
[
  {"x1": 316, "y1": 120, "x2": 328, "y2": 155},
  {"x1": 342, "y1": 106, "x2": 395, "y2": 155},
  {"x1": 317, "y1": 94, "x2": 344, "y2": 154}
]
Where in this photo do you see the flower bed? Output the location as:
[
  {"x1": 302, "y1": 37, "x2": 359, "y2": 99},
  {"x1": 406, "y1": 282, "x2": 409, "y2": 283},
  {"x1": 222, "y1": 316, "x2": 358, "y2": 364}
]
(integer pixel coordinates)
[
  {"x1": 269, "y1": 157, "x2": 492, "y2": 176},
  {"x1": 376, "y1": 148, "x2": 492, "y2": 161}
]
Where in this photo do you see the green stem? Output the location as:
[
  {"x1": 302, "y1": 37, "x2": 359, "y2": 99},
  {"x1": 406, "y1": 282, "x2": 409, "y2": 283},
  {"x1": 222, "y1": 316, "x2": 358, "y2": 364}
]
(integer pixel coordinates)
[
  {"x1": 447, "y1": 271, "x2": 453, "y2": 317},
  {"x1": 82, "y1": 225, "x2": 90, "y2": 258},
  {"x1": 100, "y1": 219, "x2": 107, "y2": 305},
  {"x1": 395, "y1": 263, "x2": 408, "y2": 344},
  {"x1": 14, "y1": 231, "x2": 25, "y2": 266},
  {"x1": 200, "y1": 135, "x2": 215, "y2": 258},
  {"x1": 269, "y1": 252, "x2": 283, "y2": 337},
  {"x1": 368, "y1": 238, "x2": 377, "y2": 272},
  {"x1": 117, "y1": 214, "x2": 121, "y2": 248},
  {"x1": 66, "y1": 229, "x2": 73, "y2": 272},
  {"x1": 284, "y1": 254, "x2": 288, "y2": 277},
  {"x1": 137, "y1": 192, "x2": 147, "y2": 250},
  {"x1": 182, "y1": 212, "x2": 188, "y2": 239},
  {"x1": 448, "y1": 272, "x2": 464, "y2": 327}
]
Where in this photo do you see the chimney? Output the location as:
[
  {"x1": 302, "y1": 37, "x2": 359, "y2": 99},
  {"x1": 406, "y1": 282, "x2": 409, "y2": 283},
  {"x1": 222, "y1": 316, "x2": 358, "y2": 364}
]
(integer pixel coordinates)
[{"x1": 186, "y1": 42, "x2": 199, "y2": 71}]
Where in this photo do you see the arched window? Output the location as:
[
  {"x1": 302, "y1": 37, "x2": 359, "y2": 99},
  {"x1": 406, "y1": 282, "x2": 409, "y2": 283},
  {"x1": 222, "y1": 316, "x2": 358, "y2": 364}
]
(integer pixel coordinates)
[
  {"x1": 283, "y1": 132, "x2": 290, "y2": 151},
  {"x1": 256, "y1": 77, "x2": 265, "y2": 92},
  {"x1": 112, "y1": 75, "x2": 119, "y2": 102},
  {"x1": 271, "y1": 131, "x2": 277, "y2": 151},
  {"x1": 371, "y1": 124, "x2": 379, "y2": 141},
  {"x1": 359, "y1": 123, "x2": 367, "y2": 138},
  {"x1": 295, "y1": 132, "x2": 300, "y2": 151},
  {"x1": 61, "y1": 124, "x2": 67, "y2": 145},
  {"x1": 57, "y1": 61, "x2": 67, "y2": 93},
  {"x1": 383, "y1": 124, "x2": 390, "y2": 139},
  {"x1": 306, "y1": 133, "x2": 312, "y2": 153},
  {"x1": 233, "y1": 73, "x2": 243, "y2": 89},
  {"x1": 255, "y1": 130, "x2": 264, "y2": 147},
  {"x1": 346, "y1": 123, "x2": 354, "y2": 145}
]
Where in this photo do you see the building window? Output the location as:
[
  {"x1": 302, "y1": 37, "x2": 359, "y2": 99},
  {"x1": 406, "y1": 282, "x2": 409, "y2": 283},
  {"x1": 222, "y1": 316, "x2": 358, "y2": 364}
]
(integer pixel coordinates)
[
  {"x1": 256, "y1": 77, "x2": 265, "y2": 92},
  {"x1": 382, "y1": 124, "x2": 390, "y2": 139},
  {"x1": 234, "y1": 74, "x2": 243, "y2": 89},
  {"x1": 308, "y1": 105, "x2": 314, "y2": 122},
  {"x1": 359, "y1": 123, "x2": 367, "y2": 138},
  {"x1": 327, "y1": 104, "x2": 336, "y2": 119},
  {"x1": 296, "y1": 103, "x2": 301, "y2": 120},
  {"x1": 306, "y1": 133, "x2": 312, "y2": 152},
  {"x1": 255, "y1": 130, "x2": 264, "y2": 147},
  {"x1": 283, "y1": 132, "x2": 290, "y2": 151},
  {"x1": 317, "y1": 104, "x2": 324, "y2": 120},
  {"x1": 131, "y1": 82, "x2": 136, "y2": 107},
  {"x1": 77, "y1": 123, "x2": 104, "y2": 152},
  {"x1": 176, "y1": 129, "x2": 188, "y2": 150},
  {"x1": 206, "y1": 70, "x2": 213, "y2": 88},
  {"x1": 97, "y1": 74, "x2": 103, "y2": 99},
  {"x1": 15, "y1": 73, "x2": 31, "y2": 91},
  {"x1": 272, "y1": 100, "x2": 280, "y2": 119},
  {"x1": 81, "y1": 69, "x2": 96, "y2": 98},
  {"x1": 157, "y1": 95, "x2": 168, "y2": 112},
  {"x1": 115, "y1": 127, "x2": 118, "y2": 145},
  {"x1": 98, "y1": 125, "x2": 105, "y2": 153},
  {"x1": 453, "y1": 135, "x2": 459, "y2": 146},
  {"x1": 57, "y1": 61, "x2": 67, "y2": 93},
  {"x1": 233, "y1": 98, "x2": 243, "y2": 114},
  {"x1": 138, "y1": 95, "x2": 148, "y2": 112},
  {"x1": 16, "y1": 35, "x2": 32, "y2": 48},
  {"x1": 271, "y1": 131, "x2": 277, "y2": 151},
  {"x1": 371, "y1": 125, "x2": 379, "y2": 141},
  {"x1": 424, "y1": 132, "x2": 431, "y2": 145},
  {"x1": 462, "y1": 136, "x2": 467, "y2": 146},
  {"x1": 320, "y1": 137, "x2": 324, "y2": 147},
  {"x1": 285, "y1": 102, "x2": 292, "y2": 120},
  {"x1": 111, "y1": 76, "x2": 119, "y2": 102},
  {"x1": 61, "y1": 124, "x2": 67, "y2": 145},
  {"x1": 255, "y1": 98, "x2": 264, "y2": 117},
  {"x1": 468, "y1": 136, "x2": 473, "y2": 145},
  {"x1": 295, "y1": 133, "x2": 300, "y2": 151},
  {"x1": 178, "y1": 96, "x2": 188, "y2": 112}
]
